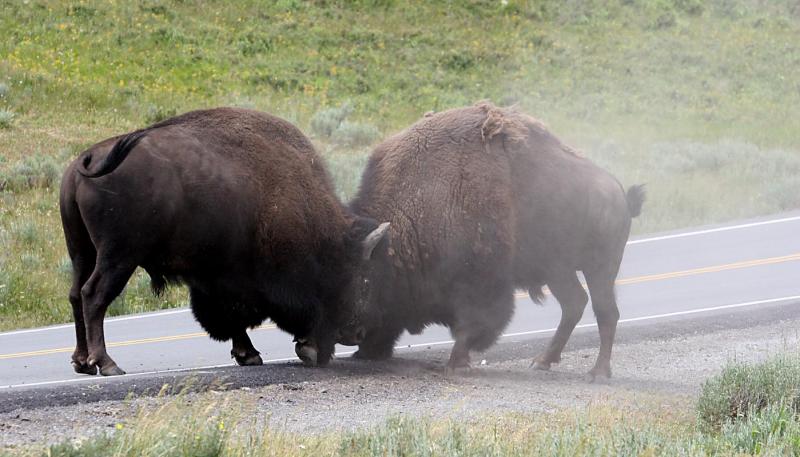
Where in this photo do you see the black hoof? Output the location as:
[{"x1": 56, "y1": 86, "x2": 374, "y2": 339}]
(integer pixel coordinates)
[
  {"x1": 532, "y1": 361, "x2": 552, "y2": 371},
  {"x1": 352, "y1": 348, "x2": 393, "y2": 361},
  {"x1": 295, "y1": 342, "x2": 318, "y2": 366},
  {"x1": 233, "y1": 352, "x2": 263, "y2": 366},
  {"x1": 99, "y1": 364, "x2": 125, "y2": 376},
  {"x1": 586, "y1": 369, "x2": 612, "y2": 384},
  {"x1": 72, "y1": 361, "x2": 98, "y2": 376},
  {"x1": 444, "y1": 364, "x2": 471, "y2": 377}
]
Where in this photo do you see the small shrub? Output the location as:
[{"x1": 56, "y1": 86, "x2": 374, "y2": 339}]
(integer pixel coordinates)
[
  {"x1": 0, "y1": 154, "x2": 62, "y2": 192},
  {"x1": 310, "y1": 103, "x2": 353, "y2": 139},
  {"x1": 310, "y1": 103, "x2": 381, "y2": 149},
  {"x1": 0, "y1": 109, "x2": 15, "y2": 129},
  {"x1": 13, "y1": 221, "x2": 40, "y2": 246},
  {"x1": 653, "y1": 11, "x2": 677, "y2": 29},
  {"x1": 145, "y1": 105, "x2": 178, "y2": 124},
  {"x1": 697, "y1": 353, "x2": 800, "y2": 429},
  {"x1": 762, "y1": 176, "x2": 800, "y2": 211},
  {"x1": 331, "y1": 121, "x2": 380, "y2": 148},
  {"x1": 19, "y1": 253, "x2": 41, "y2": 270},
  {"x1": 237, "y1": 31, "x2": 275, "y2": 56}
]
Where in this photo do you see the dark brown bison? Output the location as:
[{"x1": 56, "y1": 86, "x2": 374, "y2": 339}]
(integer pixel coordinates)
[
  {"x1": 342, "y1": 102, "x2": 643, "y2": 380},
  {"x1": 60, "y1": 108, "x2": 387, "y2": 376}
]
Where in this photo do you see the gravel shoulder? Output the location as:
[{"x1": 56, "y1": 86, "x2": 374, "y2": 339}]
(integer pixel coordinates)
[{"x1": 2, "y1": 303, "x2": 799, "y2": 447}]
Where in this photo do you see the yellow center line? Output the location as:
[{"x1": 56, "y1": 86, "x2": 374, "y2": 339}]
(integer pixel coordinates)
[
  {"x1": 2, "y1": 253, "x2": 800, "y2": 361},
  {"x1": 0, "y1": 324, "x2": 277, "y2": 360},
  {"x1": 510, "y1": 253, "x2": 800, "y2": 298},
  {"x1": 616, "y1": 252, "x2": 800, "y2": 285}
]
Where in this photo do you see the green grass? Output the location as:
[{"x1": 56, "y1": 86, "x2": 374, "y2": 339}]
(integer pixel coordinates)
[
  {"x1": 4, "y1": 354, "x2": 800, "y2": 456},
  {"x1": 1, "y1": 0, "x2": 799, "y2": 330},
  {"x1": 697, "y1": 353, "x2": 800, "y2": 430}
]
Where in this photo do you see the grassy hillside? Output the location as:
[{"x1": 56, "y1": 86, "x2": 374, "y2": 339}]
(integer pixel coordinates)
[{"x1": 1, "y1": 0, "x2": 799, "y2": 329}]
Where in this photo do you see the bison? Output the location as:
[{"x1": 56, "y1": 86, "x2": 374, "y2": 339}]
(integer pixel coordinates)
[
  {"x1": 60, "y1": 107, "x2": 388, "y2": 376},
  {"x1": 341, "y1": 102, "x2": 643, "y2": 380}
]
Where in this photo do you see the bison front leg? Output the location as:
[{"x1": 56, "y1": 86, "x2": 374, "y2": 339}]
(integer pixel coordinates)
[
  {"x1": 533, "y1": 272, "x2": 588, "y2": 371},
  {"x1": 352, "y1": 325, "x2": 403, "y2": 361},
  {"x1": 80, "y1": 261, "x2": 136, "y2": 376},
  {"x1": 231, "y1": 330, "x2": 263, "y2": 366},
  {"x1": 446, "y1": 287, "x2": 514, "y2": 375},
  {"x1": 445, "y1": 331, "x2": 472, "y2": 375}
]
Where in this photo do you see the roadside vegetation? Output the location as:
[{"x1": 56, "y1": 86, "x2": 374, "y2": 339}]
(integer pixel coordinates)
[
  {"x1": 1, "y1": 0, "x2": 799, "y2": 329},
  {"x1": 3, "y1": 353, "x2": 800, "y2": 456}
]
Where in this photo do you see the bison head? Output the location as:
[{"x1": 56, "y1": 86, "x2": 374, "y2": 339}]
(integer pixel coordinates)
[{"x1": 293, "y1": 217, "x2": 389, "y2": 366}]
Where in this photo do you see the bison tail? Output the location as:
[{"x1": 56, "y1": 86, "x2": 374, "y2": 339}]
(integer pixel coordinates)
[
  {"x1": 145, "y1": 269, "x2": 167, "y2": 297},
  {"x1": 528, "y1": 284, "x2": 546, "y2": 305},
  {"x1": 626, "y1": 184, "x2": 646, "y2": 219},
  {"x1": 78, "y1": 130, "x2": 148, "y2": 178}
]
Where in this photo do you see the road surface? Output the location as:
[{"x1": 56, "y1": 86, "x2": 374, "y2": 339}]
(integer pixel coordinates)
[{"x1": 1, "y1": 212, "x2": 799, "y2": 395}]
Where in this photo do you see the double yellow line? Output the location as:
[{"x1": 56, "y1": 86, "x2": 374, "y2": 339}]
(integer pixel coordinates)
[
  {"x1": 0, "y1": 324, "x2": 277, "y2": 360},
  {"x1": 512, "y1": 252, "x2": 800, "y2": 298},
  {"x1": 2, "y1": 253, "x2": 799, "y2": 361}
]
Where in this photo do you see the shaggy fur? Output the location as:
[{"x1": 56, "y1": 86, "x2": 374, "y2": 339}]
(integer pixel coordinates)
[
  {"x1": 60, "y1": 108, "x2": 383, "y2": 376},
  {"x1": 347, "y1": 102, "x2": 643, "y2": 378}
]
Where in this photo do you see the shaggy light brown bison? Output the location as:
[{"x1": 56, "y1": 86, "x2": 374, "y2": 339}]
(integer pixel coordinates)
[
  {"x1": 60, "y1": 108, "x2": 387, "y2": 376},
  {"x1": 342, "y1": 102, "x2": 643, "y2": 380}
]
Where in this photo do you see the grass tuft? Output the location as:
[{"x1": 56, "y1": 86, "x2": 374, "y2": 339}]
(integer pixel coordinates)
[
  {"x1": 0, "y1": 110, "x2": 15, "y2": 129},
  {"x1": 144, "y1": 105, "x2": 178, "y2": 125},
  {"x1": 697, "y1": 353, "x2": 800, "y2": 430}
]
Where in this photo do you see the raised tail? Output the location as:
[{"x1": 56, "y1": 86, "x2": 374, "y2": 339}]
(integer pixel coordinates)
[
  {"x1": 626, "y1": 184, "x2": 646, "y2": 218},
  {"x1": 78, "y1": 130, "x2": 148, "y2": 178},
  {"x1": 528, "y1": 283, "x2": 546, "y2": 305}
]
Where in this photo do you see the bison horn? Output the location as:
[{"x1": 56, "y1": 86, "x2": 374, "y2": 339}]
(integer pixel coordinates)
[{"x1": 362, "y1": 222, "x2": 390, "y2": 260}]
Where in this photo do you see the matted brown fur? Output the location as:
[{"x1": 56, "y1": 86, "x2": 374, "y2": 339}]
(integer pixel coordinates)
[{"x1": 347, "y1": 102, "x2": 643, "y2": 377}]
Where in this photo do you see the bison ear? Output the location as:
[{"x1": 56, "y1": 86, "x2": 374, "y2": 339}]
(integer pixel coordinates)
[{"x1": 361, "y1": 222, "x2": 390, "y2": 260}]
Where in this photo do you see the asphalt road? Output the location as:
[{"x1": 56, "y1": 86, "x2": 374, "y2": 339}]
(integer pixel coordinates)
[{"x1": 1, "y1": 211, "x2": 799, "y2": 400}]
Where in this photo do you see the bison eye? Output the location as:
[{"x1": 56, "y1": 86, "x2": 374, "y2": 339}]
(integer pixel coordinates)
[{"x1": 363, "y1": 278, "x2": 370, "y2": 285}]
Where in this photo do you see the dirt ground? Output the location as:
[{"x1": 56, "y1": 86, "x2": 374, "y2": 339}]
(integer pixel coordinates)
[{"x1": 2, "y1": 313, "x2": 798, "y2": 448}]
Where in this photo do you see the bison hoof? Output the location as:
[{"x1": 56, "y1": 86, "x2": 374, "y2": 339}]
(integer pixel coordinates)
[
  {"x1": 72, "y1": 361, "x2": 98, "y2": 376},
  {"x1": 231, "y1": 350, "x2": 263, "y2": 366},
  {"x1": 586, "y1": 367, "x2": 612, "y2": 384},
  {"x1": 99, "y1": 364, "x2": 126, "y2": 377},
  {"x1": 352, "y1": 348, "x2": 393, "y2": 361},
  {"x1": 235, "y1": 353, "x2": 263, "y2": 366},
  {"x1": 444, "y1": 364, "x2": 471, "y2": 377},
  {"x1": 532, "y1": 361, "x2": 552, "y2": 371},
  {"x1": 295, "y1": 342, "x2": 318, "y2": 367}
]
